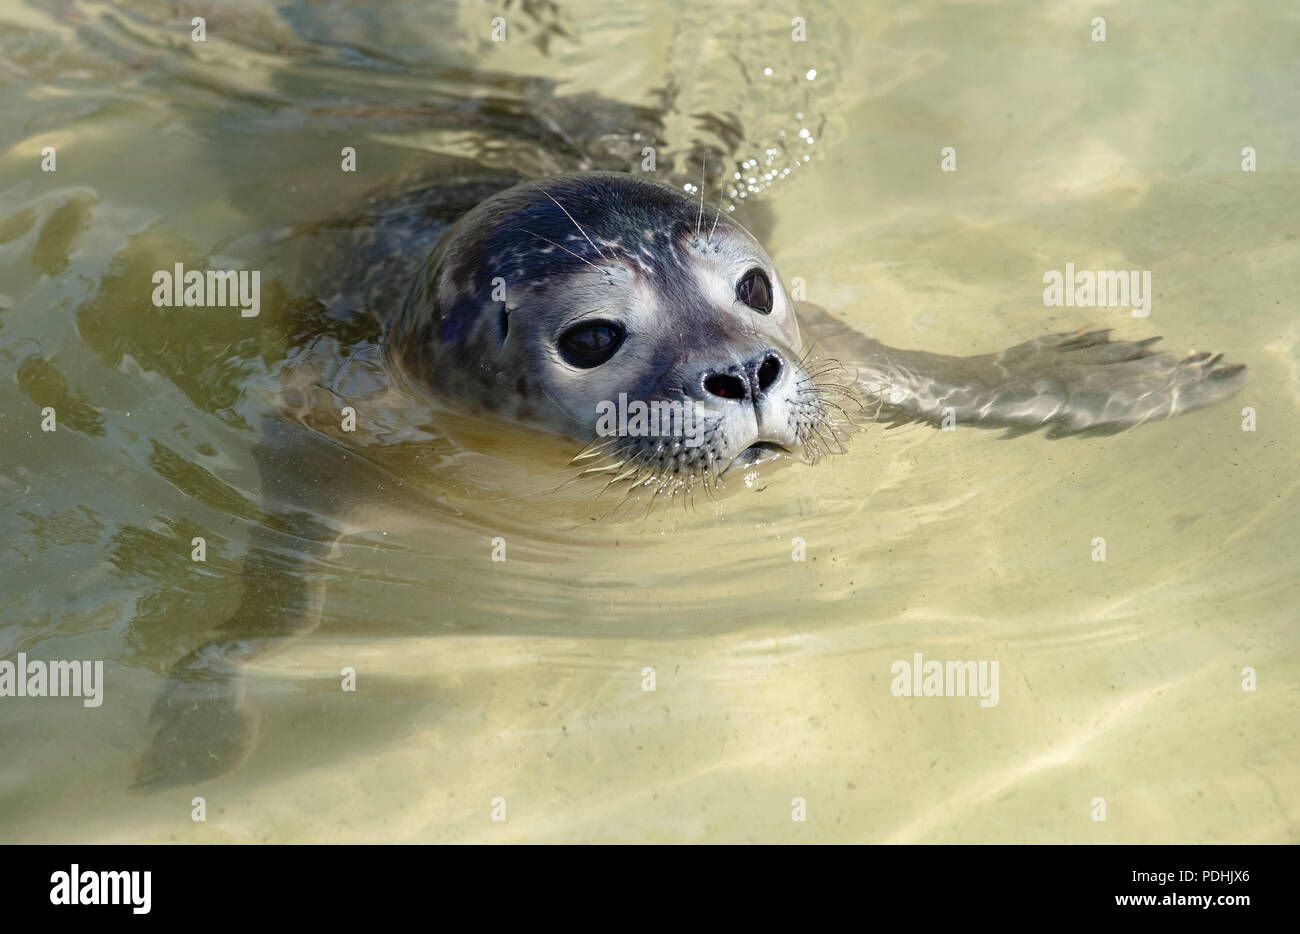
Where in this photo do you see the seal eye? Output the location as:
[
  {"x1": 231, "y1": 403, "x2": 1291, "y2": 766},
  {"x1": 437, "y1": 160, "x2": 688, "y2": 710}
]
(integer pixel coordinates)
[
  {"x1": 736, "y1": 268, "x2": 773, "y2": 314},
  {"x1": 558, "y1": 320, "x2": 625, "y2": 368}
]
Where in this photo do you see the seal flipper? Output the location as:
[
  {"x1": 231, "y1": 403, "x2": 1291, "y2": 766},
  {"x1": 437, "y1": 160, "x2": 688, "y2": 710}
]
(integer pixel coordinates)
[
  {"x1": 134, "y1": 640, "x2": 262, "y2": 790},
  {"x1": 134, "y1": 417, "x2": 349, "y2": 791},
  {"x1": 796, "y1": 304, "x2": 1247, "y2": 437}
]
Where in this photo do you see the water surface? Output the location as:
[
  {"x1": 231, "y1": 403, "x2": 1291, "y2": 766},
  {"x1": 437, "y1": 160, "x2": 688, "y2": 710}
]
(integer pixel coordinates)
[{"x1": 0, "y1": 0, "x2": 1296, "y2": 842}]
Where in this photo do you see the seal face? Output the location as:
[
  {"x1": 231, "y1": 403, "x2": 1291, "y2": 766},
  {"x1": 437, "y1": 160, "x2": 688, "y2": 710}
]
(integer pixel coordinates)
[{"x1": 388, "y1": 172, "x2": 842, "y2": 493}]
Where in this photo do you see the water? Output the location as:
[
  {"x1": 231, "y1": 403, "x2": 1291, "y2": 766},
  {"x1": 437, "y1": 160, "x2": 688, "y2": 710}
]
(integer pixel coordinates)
[{"x1": 1, "y1": 0, "x2": 1296, "y2": 842}]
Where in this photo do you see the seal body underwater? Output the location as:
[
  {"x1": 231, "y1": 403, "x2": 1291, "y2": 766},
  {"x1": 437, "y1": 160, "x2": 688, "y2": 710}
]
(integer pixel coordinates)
[{"x1": 136, "y1": 169, "x2": 1245, "y2": 788}]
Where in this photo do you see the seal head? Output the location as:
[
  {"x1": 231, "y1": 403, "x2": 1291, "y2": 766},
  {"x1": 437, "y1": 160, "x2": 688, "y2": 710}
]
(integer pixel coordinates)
[{"x1": 389, "y1": 172, "x2": 837, "y2": 490}]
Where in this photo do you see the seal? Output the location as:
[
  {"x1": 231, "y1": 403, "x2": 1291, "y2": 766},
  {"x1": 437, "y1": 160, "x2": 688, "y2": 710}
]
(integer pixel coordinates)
[
  {"x1": 136, "y1": 169, "x2": 1246, "y2": 790},
  {"x1": 387, "y1": 170, "x2": 1247, "y2": 482}
]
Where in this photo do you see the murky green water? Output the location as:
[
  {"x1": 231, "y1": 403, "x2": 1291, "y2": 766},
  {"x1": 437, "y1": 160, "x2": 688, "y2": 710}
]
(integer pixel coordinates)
[{"x1": 1, "y1": 0, "x2": 1296, "y2": 842}]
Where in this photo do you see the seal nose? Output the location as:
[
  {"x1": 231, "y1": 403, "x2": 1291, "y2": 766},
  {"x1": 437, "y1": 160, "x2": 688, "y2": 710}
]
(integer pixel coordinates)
[
  {"x1": 703, "y1": 372, "x2": 747, "y2": 399},
  {"x1": 702, "y1": 352, "x2": 785, "y2": 402}
]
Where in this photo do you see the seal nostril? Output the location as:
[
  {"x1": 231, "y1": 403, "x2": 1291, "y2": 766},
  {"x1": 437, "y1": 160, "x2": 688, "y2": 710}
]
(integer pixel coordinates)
[
  {"x1": 704, "y1": 373, "x2": 747, "y2": 399},
  {"x1": 757, "y1": 353, "x2": 782, "y2": 392}
]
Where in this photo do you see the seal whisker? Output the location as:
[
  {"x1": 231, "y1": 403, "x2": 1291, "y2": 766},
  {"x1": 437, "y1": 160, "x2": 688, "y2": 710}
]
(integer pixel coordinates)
[
  {"x1": 570, "y1": 448, "x2": 617, "y2": 465},
  {"x1": 577, "y1": 462, "x2": 629, "y2": 478},
  {"x1": 707, "y1": 184, "x2": 726, "y2": 242},
  {"x1": 798, "y1": 376, "x2": 855, "y2": 391},
  {"x1": 521, "y1": 229, "x2": 603, "y2": 271},
  {"x1": 799, "y1": 380, "x2": 864, "y2": 406},
  {"x1": 695, "y1": 154, "x2": 707, "y2": 238},
  {"x1": 643, "y1": 471, "x2": 677, "y2": 516},
  {"x1": 811, "y1": 419, "x2": 849, "y2": 455},
  {"x1": 799, "y1": 380, "x2": 859, "y2": 394},
  {"x1": 569, "y1": 436, "x2": 620, "y2": 463},
  {"x1": 607, "y1": 460, "x2": 649, "y2": 487},
  {"x1": 528, "y1": 184, "x2": 611, "y2": 264},
  {"x1": 809, "y1": 359, "x2": 850, "y2": 372},
  {"x1": 799, "y1": 360, "x2": 849, "y2": 379},
  {"x1": 796, "y1": 341, "x2": 821, "y2": 367},
  {"x1": 806, "y1": 395, "x2": 855, "y2": 420}
]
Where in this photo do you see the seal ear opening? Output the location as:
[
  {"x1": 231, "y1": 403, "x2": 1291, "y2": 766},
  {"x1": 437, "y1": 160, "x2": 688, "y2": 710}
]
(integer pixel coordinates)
[{"x1": 498, "y1": 304, "x2": 509, "y2": 345}]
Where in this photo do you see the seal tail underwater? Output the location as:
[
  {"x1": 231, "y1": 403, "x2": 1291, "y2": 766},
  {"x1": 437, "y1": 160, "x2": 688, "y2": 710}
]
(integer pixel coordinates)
[{"x1": 797, "y1": 306, "x2": 1247, "y2": 438}]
